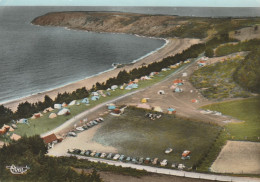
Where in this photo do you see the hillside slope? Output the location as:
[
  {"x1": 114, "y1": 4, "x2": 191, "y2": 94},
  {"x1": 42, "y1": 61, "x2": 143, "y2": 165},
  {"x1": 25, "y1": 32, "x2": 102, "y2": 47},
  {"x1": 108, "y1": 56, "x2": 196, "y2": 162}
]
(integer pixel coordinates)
[{"x1": 32, "y1": 11, "x2": 260, "y2": 39}]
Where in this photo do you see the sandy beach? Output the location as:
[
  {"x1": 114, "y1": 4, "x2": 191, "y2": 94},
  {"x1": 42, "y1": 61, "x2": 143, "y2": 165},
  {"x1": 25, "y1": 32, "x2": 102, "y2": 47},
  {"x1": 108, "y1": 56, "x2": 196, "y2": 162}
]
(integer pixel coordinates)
[{"x1": 3, "y1": 38, "x2": 200, "y2": 111}]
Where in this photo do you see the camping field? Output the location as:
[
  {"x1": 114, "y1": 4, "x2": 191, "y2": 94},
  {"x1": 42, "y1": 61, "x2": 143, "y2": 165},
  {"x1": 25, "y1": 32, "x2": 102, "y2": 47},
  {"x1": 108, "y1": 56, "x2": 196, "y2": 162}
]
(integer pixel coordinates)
[
  {"x1": 201, "y1": 97, "x2": 260, "y2": 141},
  {"x1": 9, "y1": 67, "x2": 182, "y2": 137},
  {"x1": 93, "y1": 107, "x2": 221, "y2": 168}
]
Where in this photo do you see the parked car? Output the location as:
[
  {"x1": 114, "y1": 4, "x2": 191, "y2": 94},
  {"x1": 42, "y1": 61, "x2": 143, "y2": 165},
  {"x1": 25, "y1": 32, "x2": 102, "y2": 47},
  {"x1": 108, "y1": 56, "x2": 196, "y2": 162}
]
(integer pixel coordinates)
[
  {"x1": 76, "y1": 127, "x2": 84, "y2": 131},
  {"x1": 171, "y1": 163, "x2": 178, "y2": 168},
  {"x1": 73, "y1": 149, "x2": 81, "y2": 154},
  {"x1": 138, "y1": 157, "x2": 144, "y2": 164},
  {"x1": 165, "y1": 148, "x2": 173, "y2": 154},
  {"x1": 96, "y1": 118, "x2": 102, "y2": 123},
  {"x1": 95, "y1": 153, "x2": 101, "y2": 157},
  {"x1": 100, "y1": 153, "x2": 107, "y2": 158},
  {"x1": 80, "y1": 150, "x2": 86, "y2": 155},
  {"x1": 144, "y1": 157, "x2": 151, "y2": 164},
  {"x1": 107, "y1": 153, "x2": 113, "y2": 159},
  {"x1": 126, "y1": 156, "x2": 132, "y2": 162},
  {"x1": 160, "y1": 159, "x2": 168, "y2": 166},
  {"x1": 83, "y1": 125, "x2": 89, "y2": 130},
  {"x1": 87, "y1": 123, "x2": 92, "y2": 127},
  {"x1": 90, "y1": 151, "x2": 97, "y2": 156},
  {"x1": 98, "y1": 117, "x2": 104, "y2": 122},
  {"x1": 85, "y1": 150, "x2": 92, "y2": 156},
  {"x1": 178, "y1": 164, "x2": 185, "y2": 170},
  {"x1": 113, "y1": 154, "x2": 120, "y2": 160},
  {"x1": 68, "y1": 132, "x2": 77, "y2": 137},
  {"x1": 93, "y1": 120, "x2": 98, "y2": 125},
  {"x1": 152, "y1": 158, "x2": 159, "y2": 165},
  {"x1": 131, "y1": 157, "x2": 137, "y2": 164},
  {"x1": 119, "y1": 155, "x2": 125, "y2": 161}
]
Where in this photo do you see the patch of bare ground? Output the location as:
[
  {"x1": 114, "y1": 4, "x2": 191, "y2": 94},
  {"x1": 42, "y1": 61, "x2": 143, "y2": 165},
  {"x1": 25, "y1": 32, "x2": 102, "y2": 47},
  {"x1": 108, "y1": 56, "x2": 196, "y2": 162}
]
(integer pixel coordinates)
[
  {"x1": 231, "y1": 25, "x2": 260, "y2": 41},
  {"x1": 211, "y1": 141, "x2": 260, "y2": 174}
]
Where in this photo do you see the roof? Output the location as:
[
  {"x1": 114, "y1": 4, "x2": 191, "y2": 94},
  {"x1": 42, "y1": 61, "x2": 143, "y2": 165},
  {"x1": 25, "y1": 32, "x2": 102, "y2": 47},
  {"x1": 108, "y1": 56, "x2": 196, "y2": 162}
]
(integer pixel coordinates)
[{"x1": 42, "y1": 133, "x2": 58, "y2": 144}]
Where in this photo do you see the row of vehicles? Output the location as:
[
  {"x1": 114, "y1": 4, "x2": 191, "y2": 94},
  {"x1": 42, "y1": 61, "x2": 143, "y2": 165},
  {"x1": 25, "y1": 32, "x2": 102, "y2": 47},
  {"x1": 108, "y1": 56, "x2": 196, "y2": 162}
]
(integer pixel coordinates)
[
  {"x1": 69, "y1": 149, "x2": 186, "y2": 169},
  {"x1": 67, "y1": 117, "x2": 104, "y2": 137}
]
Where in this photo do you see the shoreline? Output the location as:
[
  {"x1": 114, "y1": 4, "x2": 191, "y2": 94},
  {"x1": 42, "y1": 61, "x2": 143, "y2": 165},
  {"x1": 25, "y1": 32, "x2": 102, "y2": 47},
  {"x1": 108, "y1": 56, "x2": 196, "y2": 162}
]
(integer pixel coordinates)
[{"x1": 3, "y1": 37, "x2": 200, "y2": 111}]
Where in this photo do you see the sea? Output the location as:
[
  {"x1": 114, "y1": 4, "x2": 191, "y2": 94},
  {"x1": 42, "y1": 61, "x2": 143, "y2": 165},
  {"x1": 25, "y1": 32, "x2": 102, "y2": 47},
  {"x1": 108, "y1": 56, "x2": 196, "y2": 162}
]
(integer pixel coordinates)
[{"x1": 0, "y1": 6, "x2": 259, "y2": 104}]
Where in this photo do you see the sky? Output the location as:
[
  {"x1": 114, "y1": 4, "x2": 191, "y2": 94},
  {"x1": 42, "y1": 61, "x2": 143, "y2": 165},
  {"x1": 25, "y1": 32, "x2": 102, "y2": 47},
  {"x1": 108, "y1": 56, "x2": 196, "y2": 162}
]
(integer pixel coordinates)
[{"x1": 0, "y1": 0, "x2": 260, "y2": 7}]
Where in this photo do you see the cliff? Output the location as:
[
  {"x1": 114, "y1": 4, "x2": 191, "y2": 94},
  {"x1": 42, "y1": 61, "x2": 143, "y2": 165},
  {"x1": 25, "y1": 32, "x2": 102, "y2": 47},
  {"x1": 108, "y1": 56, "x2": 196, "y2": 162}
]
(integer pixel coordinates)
[{"x1": 31, "y1": 12, "x2": 209, "y2": 38}]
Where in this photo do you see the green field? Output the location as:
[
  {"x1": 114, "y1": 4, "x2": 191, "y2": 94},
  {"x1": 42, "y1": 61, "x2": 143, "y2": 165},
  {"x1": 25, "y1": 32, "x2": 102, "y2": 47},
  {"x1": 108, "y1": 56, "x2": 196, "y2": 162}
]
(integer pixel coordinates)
[
  {"x1": 202, "y1": 97, "x2": 260, "y2": 141},
  {"x1": 93, "y1": 107, "x2": 221, "y2": 168},
  {"x1": 7, "y1": 65, "x2": 186, "y2": 137}
]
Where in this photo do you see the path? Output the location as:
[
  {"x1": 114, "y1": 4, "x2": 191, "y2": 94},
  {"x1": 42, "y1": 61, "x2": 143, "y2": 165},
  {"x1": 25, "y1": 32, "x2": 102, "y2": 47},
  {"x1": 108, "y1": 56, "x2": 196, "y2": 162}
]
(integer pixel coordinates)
[{"x1": 68, "y1": 154, "x2": 260, "y2": 182}]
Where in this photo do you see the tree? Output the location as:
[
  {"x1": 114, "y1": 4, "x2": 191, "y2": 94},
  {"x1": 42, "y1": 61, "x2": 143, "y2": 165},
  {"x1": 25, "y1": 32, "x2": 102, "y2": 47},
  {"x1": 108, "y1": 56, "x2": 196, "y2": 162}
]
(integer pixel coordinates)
[
  {"x1": 205, "y1": 48, "x2": 214, "y2": 58},
  {"x1": 15, "y1": 101, "x2": 35, "y2": 118},
  {"x1": 43, "y1": 95, "x2": 54, "y2": 108},
  {"x1": 0, "y1": 105, "x2": 14, "y2": 127}
]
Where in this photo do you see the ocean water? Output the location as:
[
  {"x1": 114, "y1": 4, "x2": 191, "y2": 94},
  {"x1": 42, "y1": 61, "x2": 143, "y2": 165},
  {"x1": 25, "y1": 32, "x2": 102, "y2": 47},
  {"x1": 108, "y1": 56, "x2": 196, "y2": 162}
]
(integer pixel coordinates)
[
  {"x1": 0, "y1": 6, "x2": 259, "y2": 104},
  {"x1": 0, "y1": 7, "x2": 165, "y2": 104}
]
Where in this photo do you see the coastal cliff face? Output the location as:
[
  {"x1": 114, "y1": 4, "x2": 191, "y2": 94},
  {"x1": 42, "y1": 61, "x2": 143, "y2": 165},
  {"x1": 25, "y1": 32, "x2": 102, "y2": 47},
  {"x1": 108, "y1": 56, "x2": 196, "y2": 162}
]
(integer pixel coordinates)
[{"x1": 31, "y1": 12, "x2": 208, "y2": 38}]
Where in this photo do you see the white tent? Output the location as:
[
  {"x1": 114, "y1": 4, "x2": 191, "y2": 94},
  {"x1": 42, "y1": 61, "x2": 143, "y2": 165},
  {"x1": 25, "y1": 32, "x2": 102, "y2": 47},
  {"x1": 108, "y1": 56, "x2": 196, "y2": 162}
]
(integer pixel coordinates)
[
  {"x1": 69, "y1": 100, "x2": 77, "y2": 106},
  {"x1": 111, "y1": 85, "x2": 118, "y2": 90},
  {"x1": 54, "y1": 104, "x2": 62, "y2": 109},
  {"x1": 49, "y1": 113, "x2": 57, "y2": 119},
  {"x1": 57, "y1": 108, "x2": 70, "y2": 116},
  {"x1": 92, "y1": 92, "x2": 99, "y2": 96},
  {"x1": 157, "y1": 90, "x2": 165, "y2": 95}
]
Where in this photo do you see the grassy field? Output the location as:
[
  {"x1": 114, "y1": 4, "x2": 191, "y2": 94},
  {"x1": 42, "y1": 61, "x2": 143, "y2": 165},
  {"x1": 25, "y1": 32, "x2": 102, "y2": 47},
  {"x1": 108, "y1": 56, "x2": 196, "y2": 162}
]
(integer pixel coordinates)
[
  {"x1": 201, "y1": 97, "x2": 260, "y2": 141},
  {"x1": 8, "y1": 65, "x2": 186, "y2": 137},
  {"x1": 93, "y1": 107, "x2": 221, "y2": 168}
]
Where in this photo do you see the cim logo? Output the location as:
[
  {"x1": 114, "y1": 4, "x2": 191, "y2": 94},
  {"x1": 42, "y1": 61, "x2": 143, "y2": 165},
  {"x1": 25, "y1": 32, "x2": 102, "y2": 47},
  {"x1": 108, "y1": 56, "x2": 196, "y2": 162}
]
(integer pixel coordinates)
[{"x1": 6, "y1": 164, "x2": 30, "y2": 174}]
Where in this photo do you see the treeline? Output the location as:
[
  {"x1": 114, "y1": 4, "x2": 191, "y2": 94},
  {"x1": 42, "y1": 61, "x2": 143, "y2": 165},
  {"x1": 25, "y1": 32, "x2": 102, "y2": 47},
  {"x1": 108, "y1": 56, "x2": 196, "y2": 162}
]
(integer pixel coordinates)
[
  {"x1": 234, "y1": 47, "x2": 260, "y2": 93},
  {"x1": 0, "y1": 135, "x2": 102, "y2": 182}
]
